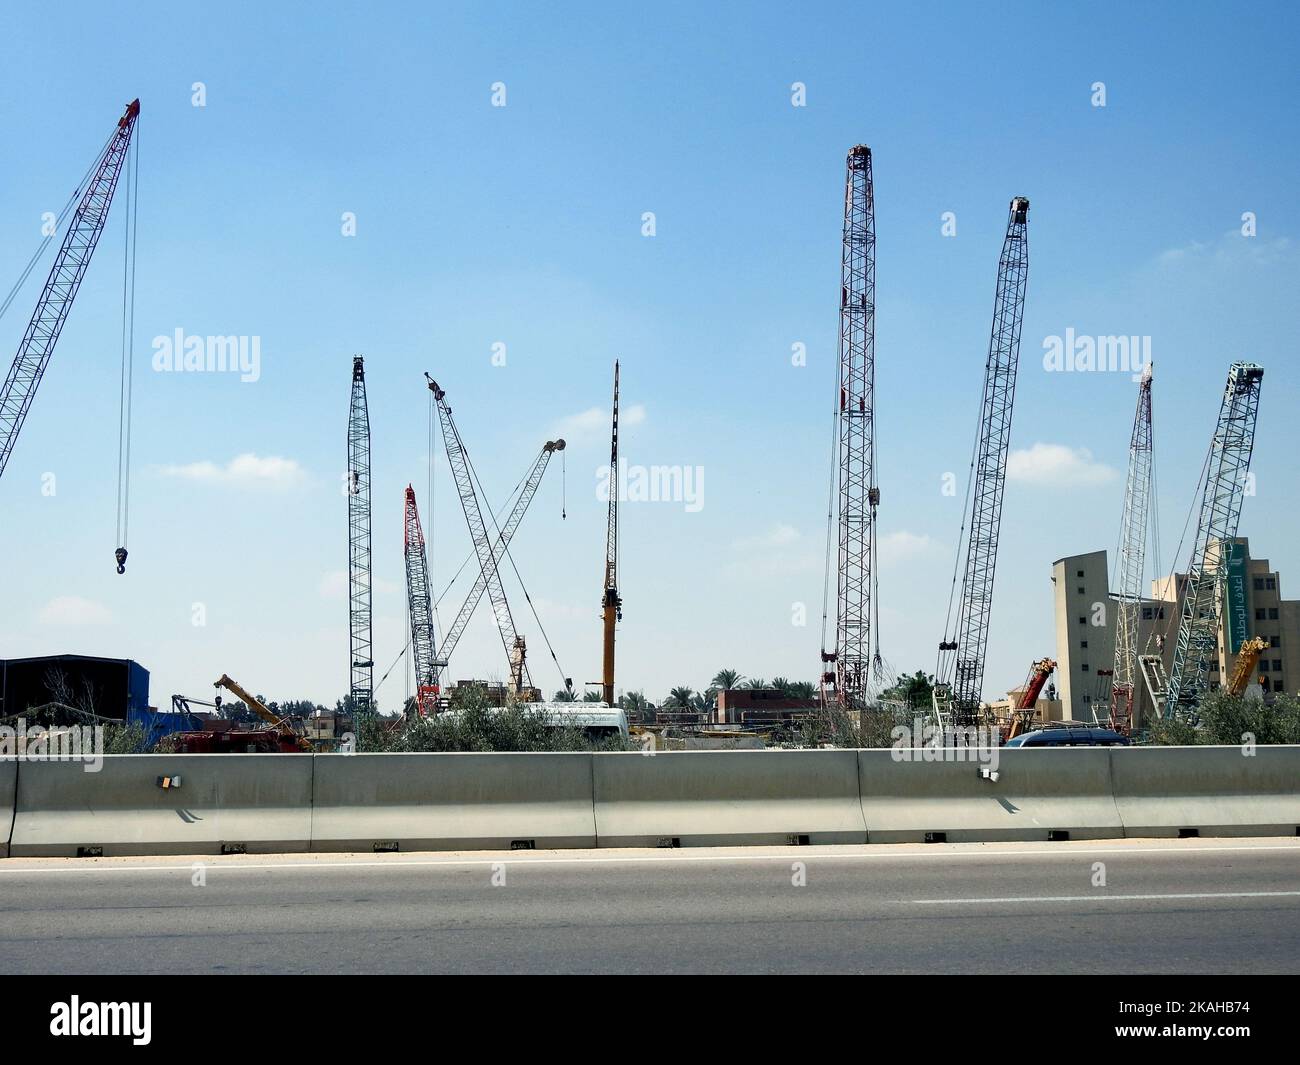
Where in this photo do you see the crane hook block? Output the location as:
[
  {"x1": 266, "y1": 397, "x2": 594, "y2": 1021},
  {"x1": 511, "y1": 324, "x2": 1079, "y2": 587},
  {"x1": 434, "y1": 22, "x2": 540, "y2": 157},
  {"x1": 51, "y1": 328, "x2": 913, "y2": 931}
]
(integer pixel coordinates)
[{"x1": 114, "y1": 547, "x2": 128, "y2": 575}]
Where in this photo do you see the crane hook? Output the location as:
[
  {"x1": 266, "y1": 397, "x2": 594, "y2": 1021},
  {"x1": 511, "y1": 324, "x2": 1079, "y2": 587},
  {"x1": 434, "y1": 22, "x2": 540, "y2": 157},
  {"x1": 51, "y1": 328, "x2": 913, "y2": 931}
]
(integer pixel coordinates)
[{"x1": 114, "y1": 547, "x2": 128, "y2": 574}]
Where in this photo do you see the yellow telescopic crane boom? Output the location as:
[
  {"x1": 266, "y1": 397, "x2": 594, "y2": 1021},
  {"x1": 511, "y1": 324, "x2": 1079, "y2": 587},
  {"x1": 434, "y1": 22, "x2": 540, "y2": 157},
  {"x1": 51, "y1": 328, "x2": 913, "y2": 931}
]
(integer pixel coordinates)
[
  {"x1": 601, "y1": 361, "x2": 622, "y2": 706},
  {"x1": 213, "y1": 674, "x2": 311, "y2": 751},
  {"x1": 1227, "y1": 636, "x2": 1268, "y2": 696}
]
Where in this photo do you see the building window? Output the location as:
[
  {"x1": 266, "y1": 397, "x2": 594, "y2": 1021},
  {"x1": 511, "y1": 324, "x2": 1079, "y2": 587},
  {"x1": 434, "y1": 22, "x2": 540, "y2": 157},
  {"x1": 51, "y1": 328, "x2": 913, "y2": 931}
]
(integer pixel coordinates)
[
  {"x1": 1081, "y1": 664, "x2": 1090, "y2": 672},
  {"x1": 1260, "y1": 661, "x2": 1270, "y2": 672},
  {"x1": 1082, "y1": 694, "x2": 1091, "y2": 703},
  {"x1": 1078, "y1": 616, "x2": 1087, "y2": 625},
  {"x1": 1277, "y1": 676, "x2": 1285, "y2": 691},
  {"x1": 1080, "y1": 640, "x2": 1088, "y2": 649},
  {"x1": 1256, "y1": 608, "x2": 1266, "y2": 620},
  {"x1": 1267, "y1": 577, "x2": 1277, "y2": 590},
  {"x1": 1142, "y1": 607, "x2": 1153, "y2": 620},
  {"x1": 1270, "y1": 608, "x2": 1279, "y2": 620},
  {"x1": 1077, "y1": 587, "x2": 1085, "y2": 595},
  {"x1": 1270, "y1": 635, "x2": 1281, "y2": 647},
  {"x1": 1254, "y1": 577, "x2": 1265, "y2": 590},
  {"x1": 1157, "y1": 608, "x2": 1165, "y2": 620},
  {"x1": 1077, "y1": 570, "x2": 1084, "y2": 578},
  {"x1": 1273, "y1": 660, "x2": 1283, "y2": 671}
]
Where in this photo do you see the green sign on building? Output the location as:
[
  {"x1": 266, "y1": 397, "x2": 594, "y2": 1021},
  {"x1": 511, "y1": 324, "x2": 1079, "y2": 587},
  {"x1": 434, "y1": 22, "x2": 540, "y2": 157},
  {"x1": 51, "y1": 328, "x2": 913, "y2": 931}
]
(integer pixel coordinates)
[{"x1": 1224, "y1": 541, "x2": 1250, "y2": 655}]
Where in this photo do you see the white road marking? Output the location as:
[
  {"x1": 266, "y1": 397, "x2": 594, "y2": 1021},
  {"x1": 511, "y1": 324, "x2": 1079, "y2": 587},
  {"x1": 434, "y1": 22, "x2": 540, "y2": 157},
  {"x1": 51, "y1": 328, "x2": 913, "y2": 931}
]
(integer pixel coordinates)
[
  {"x1": 913, "y1": 890, "x2": 1300, "y2": 905},
  {"x1": 0, "y1": 841, "x2": 1297, "y2": 875}
]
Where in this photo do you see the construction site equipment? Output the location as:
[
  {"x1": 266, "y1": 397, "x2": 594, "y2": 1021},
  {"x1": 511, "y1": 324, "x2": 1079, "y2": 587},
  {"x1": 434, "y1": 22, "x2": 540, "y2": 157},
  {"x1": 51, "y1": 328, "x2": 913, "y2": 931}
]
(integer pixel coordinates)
[
  {"x1": 404, "y1": 485, "x2": 439, "y2": 716},
  {"x1": 437, "y1": 439, "x2": 566, "y2": 682},
  {"x1": 935, "y1": 197, "x2": 1030, "y2": 728},
  {"x1": 601, "y1": 361, "x2": 622, "y2": 706},
  {"x1": 1006, "y1": 657, "x2": 1056, "y2": 740},
  {"x1": 210, "y1": 674, "x2": 311, "y2": 752},
  {"x1": 821, "y1": 145, "x2": 880, "y2": 711},
  {"x1": 1164, "y1": 362, "x2": 1264, "y2": 719},
  {"x1": 1109, "y1": 366, "x2": 1155, "y2": 734},
  {"x1": 427, "y1": 375, "x2": 531, "y2": 696},
  {"x1": 1, "y1": 100, "x2": 141, "y2": 570},
  {"x1": 1226, "y1": 636, "x2": 1268, "y2": 696},
  {"x1": 347, "y1": 356, "x2": 373, "y2": 717}
]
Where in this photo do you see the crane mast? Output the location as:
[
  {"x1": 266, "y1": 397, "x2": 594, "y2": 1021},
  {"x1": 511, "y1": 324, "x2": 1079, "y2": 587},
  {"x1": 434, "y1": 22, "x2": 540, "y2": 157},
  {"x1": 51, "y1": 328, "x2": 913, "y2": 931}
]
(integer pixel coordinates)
[
  {"x1": 437, "y1": 438, "x2": 565, "y2": 672},
  {"x1": 601, "y1": 361, "x2": 621, "y2": 706},
  {"x1": 1164, "y1": 362, "x2": 1264, "y2": 719},
  {"x1": 0, "y1": 99, "x2": 141, "y2": 482},
  {"x1": 1109, "y1": 366, "x2": 1153, "y2": 734},
  {"x1": 936, "y1": 197, "x2": 1030, "y2": 728},
  {"x1": 347, "y1": 356, "x2": 373, "y2": 717},
  {"x1": 427, "y1": 375, "x2": 531, "y2": 695},
  {"x1": 823, "y1": 145, "x2": 879, "y2": 709},
  {"x1": 404, "y1": 485, "x2": 439, "y2": 716}
]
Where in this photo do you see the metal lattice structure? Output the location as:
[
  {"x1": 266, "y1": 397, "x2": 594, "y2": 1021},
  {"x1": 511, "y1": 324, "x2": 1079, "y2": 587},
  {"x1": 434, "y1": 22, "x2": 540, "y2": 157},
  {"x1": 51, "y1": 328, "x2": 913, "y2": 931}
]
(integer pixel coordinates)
[
  {"x1": 824, "y1": 145, "x2": 879, "y2": 710},
  {"x1": 1, "y1": 99, "x2": 140, "y2": 481},
  {"x1": 427, "y1": 375, "x2": 531, "y2": 693},
  {"x1": 937, "y1": 197, "x2": 1030, "y2": 726},
  {"x1": 602, "y1": 361, "x2": 622, "y2": 706},
  {"x1": 404, "y1": 484, "x2": 439, "y2": 716},
  {"x1": 1109, "y1": 366, "x2": 1154, "y2": 733},
  {"x1": 1165, "y1": 362, "x2": 1264, "y2": 719},
  {"x1": 347, "y1": 356, "x2": 373, "y2": 716},
  {"x1": 437, "y1": 439, "x2": 564, "y2": 672}
]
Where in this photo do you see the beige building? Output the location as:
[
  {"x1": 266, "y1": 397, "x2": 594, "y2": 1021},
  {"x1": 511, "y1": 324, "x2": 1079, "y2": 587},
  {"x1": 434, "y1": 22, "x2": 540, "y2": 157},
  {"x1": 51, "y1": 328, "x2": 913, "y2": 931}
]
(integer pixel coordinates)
[{"x1": 1053, "y1": 538, "x2": 1299, "y2": 727}]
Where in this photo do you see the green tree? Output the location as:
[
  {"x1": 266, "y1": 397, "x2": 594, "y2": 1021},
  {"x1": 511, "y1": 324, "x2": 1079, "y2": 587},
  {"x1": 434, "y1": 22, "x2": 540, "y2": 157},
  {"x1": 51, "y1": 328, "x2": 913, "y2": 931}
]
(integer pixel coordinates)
[
  {"x1": 711, "y1": 669, "x2": 744, "y2": 690},
  {"x1": 621, "y1": 690, "x2": 651, "y2": 722},
  {"x1": 582, "y1": 690, "x2": 605, "y2": 702},
  {"x1": 744, "y1": 678, "x2": 770, "y2": 691},
  {"x1": 666, "y1": 686, "x2": 694, "y2": 708},
  {"x1": 552, "y1": 688, "x2": 577, "y2": 702}
]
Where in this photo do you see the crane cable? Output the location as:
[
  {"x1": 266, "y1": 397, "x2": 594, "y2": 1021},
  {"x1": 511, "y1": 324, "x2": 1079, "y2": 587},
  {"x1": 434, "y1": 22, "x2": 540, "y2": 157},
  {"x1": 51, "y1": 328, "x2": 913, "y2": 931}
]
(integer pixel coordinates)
[
  {"x1": 461, "y1": 440, "x2": 569, "y2": 690},
  {"x1": 0, "y1": 129, "x2": 116, "y2": 326},
  {"x1": 114, "y1": 126, "x2": 139, "y2": 573}
]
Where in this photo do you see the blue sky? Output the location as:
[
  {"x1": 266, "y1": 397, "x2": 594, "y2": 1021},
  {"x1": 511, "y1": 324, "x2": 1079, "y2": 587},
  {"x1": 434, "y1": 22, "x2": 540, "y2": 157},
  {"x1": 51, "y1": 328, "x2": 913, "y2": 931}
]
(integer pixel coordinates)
[{"x1": 1, "y1": 1, "x2": 1297, "y2": 709}]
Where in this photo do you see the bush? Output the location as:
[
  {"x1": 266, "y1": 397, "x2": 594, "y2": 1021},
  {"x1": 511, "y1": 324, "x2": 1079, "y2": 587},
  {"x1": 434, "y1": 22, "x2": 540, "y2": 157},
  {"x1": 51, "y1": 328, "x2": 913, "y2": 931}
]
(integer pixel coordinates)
[
  {"x1": 357, "y1": 685, "x2": 634, "y2": 753},
  {"x1": 1148, "y1": 690, "x2": 1300, "y2": 746}
]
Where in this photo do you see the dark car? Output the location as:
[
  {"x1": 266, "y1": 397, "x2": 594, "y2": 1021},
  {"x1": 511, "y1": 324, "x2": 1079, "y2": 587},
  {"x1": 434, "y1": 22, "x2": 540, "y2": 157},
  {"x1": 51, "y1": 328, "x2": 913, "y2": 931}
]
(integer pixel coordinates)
[{"x1": 1004, "y1": 726, "x2": 1131, "y2": 747}]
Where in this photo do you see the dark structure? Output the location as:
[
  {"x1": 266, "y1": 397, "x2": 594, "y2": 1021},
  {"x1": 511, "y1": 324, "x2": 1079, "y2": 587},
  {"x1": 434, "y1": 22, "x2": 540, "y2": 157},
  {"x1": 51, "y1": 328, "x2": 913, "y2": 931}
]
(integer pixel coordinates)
[
  {"x1": 0, "y1": 654, "x2": 150, "y2": 721},
  {"x1": 348, "y1": 355, "x2": 373, "y2": 717}
]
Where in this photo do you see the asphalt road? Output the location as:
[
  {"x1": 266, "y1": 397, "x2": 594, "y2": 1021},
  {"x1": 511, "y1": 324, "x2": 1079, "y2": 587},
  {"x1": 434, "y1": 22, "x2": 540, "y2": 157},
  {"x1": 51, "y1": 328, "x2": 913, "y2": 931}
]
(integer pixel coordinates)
[{"x1": 1, "y1": 838, "x2": 1297, "y2": 974}]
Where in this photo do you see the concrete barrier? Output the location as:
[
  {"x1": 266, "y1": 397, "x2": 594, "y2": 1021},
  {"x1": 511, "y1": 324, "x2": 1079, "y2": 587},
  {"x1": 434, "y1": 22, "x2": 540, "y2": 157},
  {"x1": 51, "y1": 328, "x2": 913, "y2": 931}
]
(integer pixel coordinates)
[
  {"x1": 0, "y1": 760, "x2": 15, "y2": 858},
  {"x1": 592, "y1": 750, "x2": 867, "y2": 847},
  {"x1": 1109, "y1": 745, "x2": 1300, "y2": 838},
  {"x1": 858, "y1": 748, "x2": 1124, "y2": 843},
  {"x1": 309, "y1": 753, "x2": 597, "y2": 851},
  {"x1": 10, "y1": 754, "x2": 313, "y2": 857}
]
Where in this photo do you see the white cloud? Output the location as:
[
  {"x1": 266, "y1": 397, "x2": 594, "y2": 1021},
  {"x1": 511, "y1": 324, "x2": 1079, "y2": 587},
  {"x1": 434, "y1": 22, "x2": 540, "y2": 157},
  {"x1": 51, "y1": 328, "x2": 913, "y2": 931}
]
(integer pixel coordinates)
[
  {"x1": 1007, "y1": 443, "x2": 1117, "y2": 486},
  {"x1": 553, "y1": 403, "x2": 646, "y2": 441},
  {"x1": 37, "y1": 596, "x2": 114, "y2": 626},
  {"x1": 879, "y1": 530, "x2": 940, "y2": 563},
  {"x1": 319, "y1": 569, "x2": 399, "y2": 600},
  {"x1": 731, "y1": 523, "x2": 801, "y2": 551},
  {"x1": 159, "y1": 453, "x2": 304, "y2": 487}
]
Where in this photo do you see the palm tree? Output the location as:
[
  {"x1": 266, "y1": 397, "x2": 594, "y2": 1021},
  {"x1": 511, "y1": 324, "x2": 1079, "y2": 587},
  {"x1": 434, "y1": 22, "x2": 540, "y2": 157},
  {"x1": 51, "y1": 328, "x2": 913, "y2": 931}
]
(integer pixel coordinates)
[
  {"x1": 788, "y1": 681, "x2": 816, "y2": 701},
  {"x1": 621, "y1": 690, "x2": 650, "y2": 722},
  {"x1": 667, "y1": 686, "x2": 694, "y2": 707},
  {"x1": 553, "y1": 688, "x2": 577, "y2": 702},
  {"x1": 711, "y1": 669, "x2": 744, "y2": 691},
  {"x1": 692, "y1": 688, "x2": 718, "y2": 713},
  {"x1": 744, "y1": 677, "x2": 770, "y2": 691},
  {"x1": 582, "y1": 690, "x2": 604, "y2": 703}
]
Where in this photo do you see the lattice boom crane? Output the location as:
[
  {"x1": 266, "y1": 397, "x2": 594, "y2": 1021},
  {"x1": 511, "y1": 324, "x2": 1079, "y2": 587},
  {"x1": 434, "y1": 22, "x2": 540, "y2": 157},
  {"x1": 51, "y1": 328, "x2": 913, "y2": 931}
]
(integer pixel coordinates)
[
  {"x1": 1164, "y1": 362, "x2": 1264, "y2": 718},
  {"x1": 1, "y1": 100, "x2": 140, "y2": 484},
  {"x1": 936, "y1": 197, "x2": 1030, "y2": 728}
]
